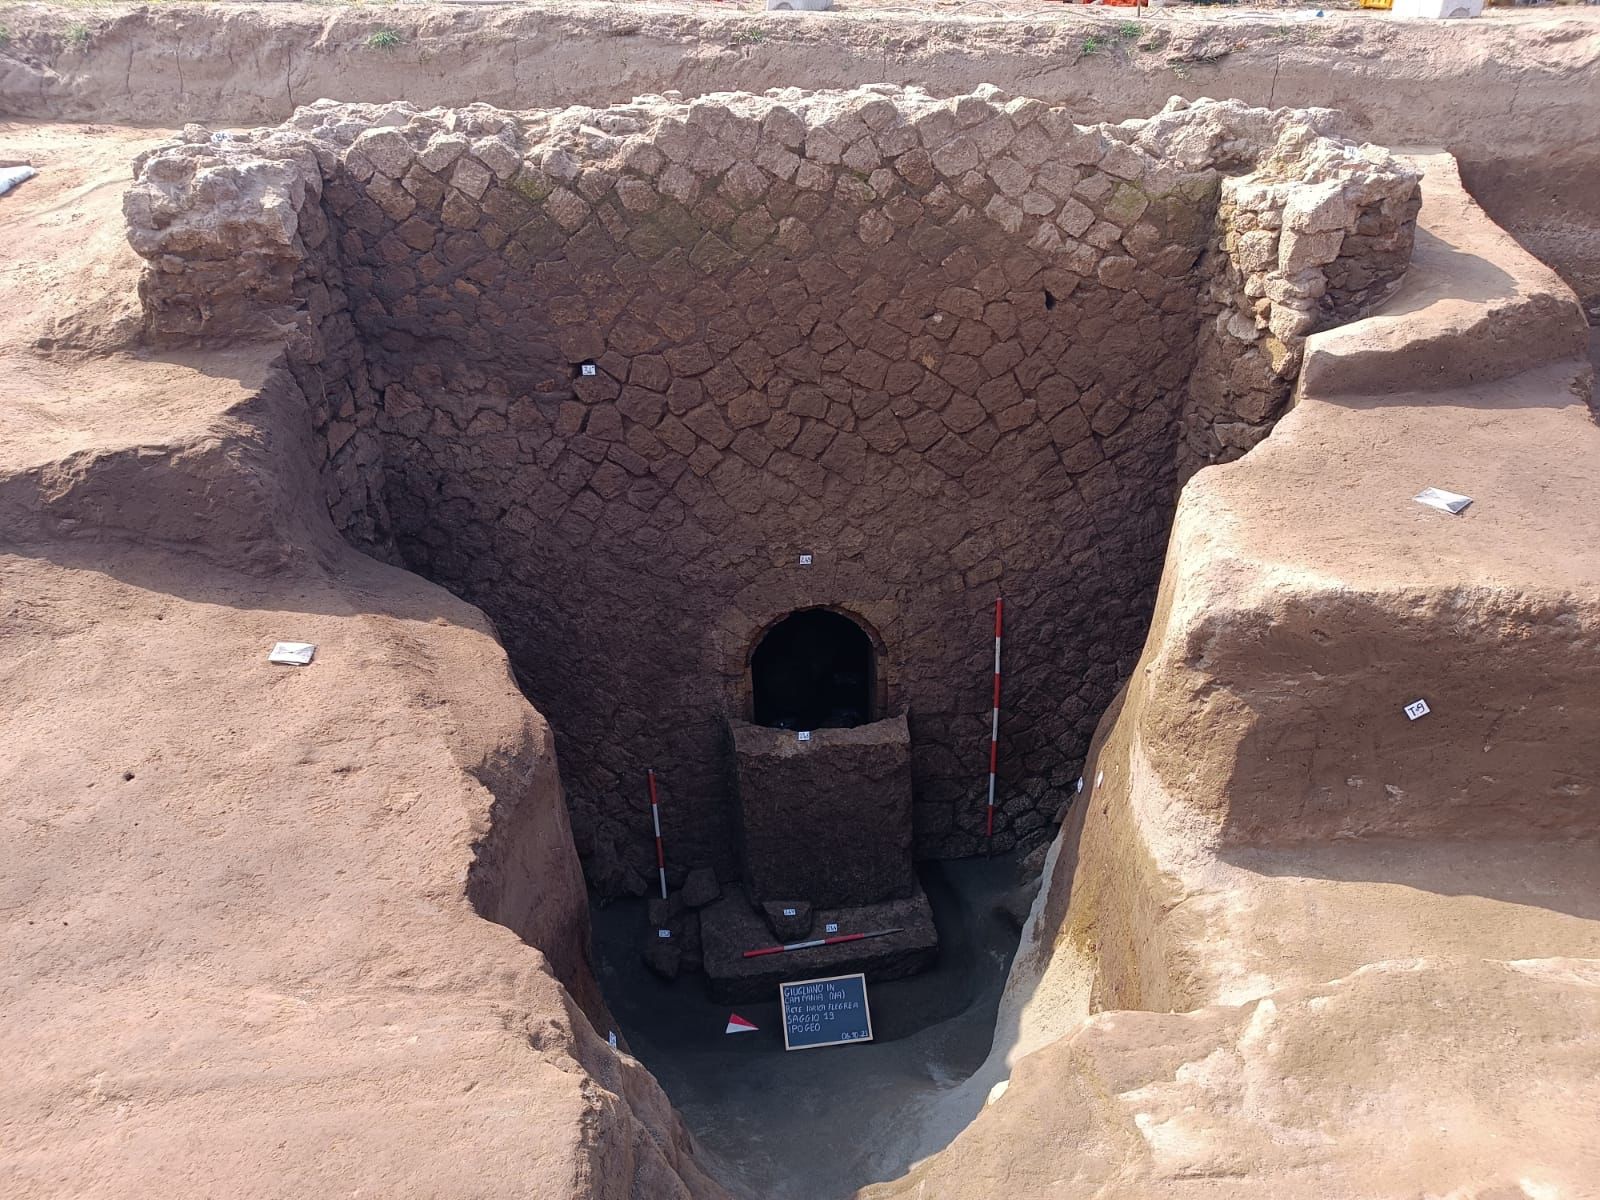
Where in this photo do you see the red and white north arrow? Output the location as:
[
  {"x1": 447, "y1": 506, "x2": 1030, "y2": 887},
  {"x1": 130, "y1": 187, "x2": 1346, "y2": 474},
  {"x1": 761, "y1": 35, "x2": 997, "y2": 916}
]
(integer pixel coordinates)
[{"x1": 724, "y1": 1013, "x2": 759, "y2": 1035}]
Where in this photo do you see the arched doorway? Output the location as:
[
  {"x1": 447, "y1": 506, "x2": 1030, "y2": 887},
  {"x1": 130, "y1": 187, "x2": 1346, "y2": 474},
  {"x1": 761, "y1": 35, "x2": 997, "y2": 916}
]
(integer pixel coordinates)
[{"x1": 750, "y1": 608, "x2": 874, "y2": 731}]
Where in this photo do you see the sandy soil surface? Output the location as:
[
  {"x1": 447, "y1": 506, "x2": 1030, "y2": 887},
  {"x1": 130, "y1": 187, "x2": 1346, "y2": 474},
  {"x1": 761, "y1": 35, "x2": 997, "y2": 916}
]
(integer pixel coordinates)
[
  {"x1": 592, "y1": 856, "x2": 1023, "y2": 1200},
  {"x1": 0, "y1": 122, "x2": 147, "y2": 352}
]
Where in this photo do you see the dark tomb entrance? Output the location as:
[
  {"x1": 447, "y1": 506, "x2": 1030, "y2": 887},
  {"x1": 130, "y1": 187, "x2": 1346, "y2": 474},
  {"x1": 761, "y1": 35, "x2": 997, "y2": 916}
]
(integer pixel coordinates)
[{"x1": 750, "y1": 608, "x2": 874, "y2": 731}]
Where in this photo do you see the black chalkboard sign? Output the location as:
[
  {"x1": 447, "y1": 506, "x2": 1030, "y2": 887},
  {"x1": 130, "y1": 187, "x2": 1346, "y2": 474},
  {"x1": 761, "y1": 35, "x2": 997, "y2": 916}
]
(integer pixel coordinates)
[{"x1": 779, "y1": 973, "x2": 874, "y2": 1051}]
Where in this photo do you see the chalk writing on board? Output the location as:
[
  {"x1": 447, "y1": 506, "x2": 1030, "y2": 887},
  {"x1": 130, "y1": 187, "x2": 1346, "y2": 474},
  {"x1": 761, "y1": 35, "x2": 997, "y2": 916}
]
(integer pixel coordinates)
[{"x1": 779, "y1": 973, "x2": 873, "y2": 1051}]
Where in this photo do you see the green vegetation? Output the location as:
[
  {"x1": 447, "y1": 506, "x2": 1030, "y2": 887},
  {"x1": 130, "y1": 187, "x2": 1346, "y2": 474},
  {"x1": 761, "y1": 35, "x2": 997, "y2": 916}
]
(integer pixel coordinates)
[
  {"x1": 730, "y1": 27, "x2": 767, "y2": 46},
  {"x1": 0, "y1": 25, "x2": 11, "y2": 49},
  {"x1": 66, "y1": 22, "x2": 91, "y2": 48},
  {"x1": 1117, "y1": 20, "x2": 1142, "y2": 40},
  {"x1": 1081, "y1": 34, "x2": 1105, "y2": 56},
  {"x1": 366, "y1": 27, "x2": 403, "y2": 51}
]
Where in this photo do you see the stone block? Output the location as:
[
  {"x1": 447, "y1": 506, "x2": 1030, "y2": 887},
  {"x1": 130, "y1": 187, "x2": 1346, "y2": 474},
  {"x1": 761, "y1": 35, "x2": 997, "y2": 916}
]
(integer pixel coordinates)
[
  {"x1": 1056, "y1": 197, "x2": 1094, "y2": 238},
  {"x1": 417, "y1": 133, "x2": 468, "y2": 174},
  {"x1": 762, "y1": 900, "x2": 814, "y2": 941},
  {"x1": 700, "y1": 889, "x2": 939, "y2": 1003},
  {"x1": 472, "y1": 137, "x2": 522, "y2": 182},
  {"x1": 682, "y1": 867, "x2": 721, "y2": 908},
  {"x1": 642, "y1": 914, "x2": 685, "y2": 979},
  {"x1": 647, "y1": 891, "x2": 684, "y2": 927},
  {"x1": 450, "y1": 156, "x2": 493, "y2": 201},
  {"x1": 732, "y1": 715, "x2": 916, "y2": 908},
  {"x1": 350, "y1": 127, "x2": 414, "y2": 179}
]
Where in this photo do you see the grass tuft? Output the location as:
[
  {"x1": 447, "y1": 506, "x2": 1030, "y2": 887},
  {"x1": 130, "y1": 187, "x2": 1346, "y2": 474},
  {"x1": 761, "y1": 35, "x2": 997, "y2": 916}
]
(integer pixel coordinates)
[
  {"x1": 366, "y1": 28, "x2": 403, "y2": 51},
  {"x1": 66, "y1": 22, "x2": 91, "y2": 48}
]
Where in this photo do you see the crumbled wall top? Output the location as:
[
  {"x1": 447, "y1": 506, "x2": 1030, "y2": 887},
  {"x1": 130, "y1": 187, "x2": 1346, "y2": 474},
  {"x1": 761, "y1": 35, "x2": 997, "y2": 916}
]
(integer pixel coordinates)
[{"x1": 126, "y1": 84, "x2": 1419, "y2": 354}]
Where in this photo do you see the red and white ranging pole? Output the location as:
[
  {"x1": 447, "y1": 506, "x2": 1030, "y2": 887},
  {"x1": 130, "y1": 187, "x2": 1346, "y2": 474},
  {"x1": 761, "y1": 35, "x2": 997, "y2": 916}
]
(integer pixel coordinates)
[
  {"x1": 742, "y1": 927, "x2": 905, "y2": 959},
  {"x1": 985, "y1": 596, "x2": 1004, "y2": 839},
  {"x1": 647, "y1": 768, "x2": 667, "y2": 900}
]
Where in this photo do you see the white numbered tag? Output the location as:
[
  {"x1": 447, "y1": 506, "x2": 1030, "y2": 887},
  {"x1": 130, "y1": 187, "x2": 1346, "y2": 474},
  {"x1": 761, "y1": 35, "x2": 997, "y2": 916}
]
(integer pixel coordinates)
[
  {"x1": 268, "y1": 641, "x2": 316, "y2": 666},
  {"x1": 797, "y1": 731, "x2": 812, "y2": 742},
  {"x1": 1414, "y1": 487, "x2": 1471, "y2": 515},
  {"x1": 825, "y1": 922, "x2": 839, "y2": 934},
  {"x1": 1404, "y1": 699, "x2": 1431, "y2": 721},
  {"x1": 580, "y1": 363, "x2": 597, "y2": 376},
  {"x1": 799, "y1": 553, "x2": 813, "y2": 566},
  {"x1": 782, "y1": 907, "x2": 797, "y2": 917},
  {"x1": 657, "y1": 928, "x2": 671, "y2": 939}
]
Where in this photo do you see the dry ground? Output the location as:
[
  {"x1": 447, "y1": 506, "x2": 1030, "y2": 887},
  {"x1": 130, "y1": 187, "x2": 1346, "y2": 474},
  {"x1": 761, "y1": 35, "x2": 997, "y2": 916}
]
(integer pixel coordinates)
[{"x1": 2, "y1": 11, "x2": 1600, "y2": 1195}]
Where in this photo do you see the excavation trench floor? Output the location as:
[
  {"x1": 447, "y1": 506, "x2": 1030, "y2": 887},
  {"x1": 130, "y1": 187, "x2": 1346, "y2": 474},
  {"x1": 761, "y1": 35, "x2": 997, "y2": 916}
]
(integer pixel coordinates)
[{"x1": 590, "y1": 855, "x2": 1024, "y2": 1200}]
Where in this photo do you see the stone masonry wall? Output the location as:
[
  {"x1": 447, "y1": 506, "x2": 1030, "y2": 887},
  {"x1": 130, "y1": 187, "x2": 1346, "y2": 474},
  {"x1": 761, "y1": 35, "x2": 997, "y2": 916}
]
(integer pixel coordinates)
[
  {"x1": 1176, "y1": 120, "x2": 1421, "y2": 475},
  {"x1": 125, "y1": 87, "x2": 1419, "y2": 896},
  {"x1": 125, "y1": 124, "x2": 395, "y2": 554}
]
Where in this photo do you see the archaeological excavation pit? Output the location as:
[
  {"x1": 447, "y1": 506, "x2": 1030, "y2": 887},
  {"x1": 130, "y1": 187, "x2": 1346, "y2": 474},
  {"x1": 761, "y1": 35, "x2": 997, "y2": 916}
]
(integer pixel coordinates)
[{"x1": 123, "y1": 83, "x2": 1423, "y2": 1194}]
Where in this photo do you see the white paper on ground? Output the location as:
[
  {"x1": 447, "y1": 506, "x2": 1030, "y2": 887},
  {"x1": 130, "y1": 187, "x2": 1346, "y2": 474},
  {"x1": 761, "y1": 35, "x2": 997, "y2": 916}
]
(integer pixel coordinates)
[
  {"x1": 268, "y1": 641, "x2": 317, "y2": 665},
  {"x1": 1404, "y1": 698, "x2": 1431, "y2": 721},
  {"x1": 1414, "y1": 487, "x2": 1472, "y2": 515}
]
